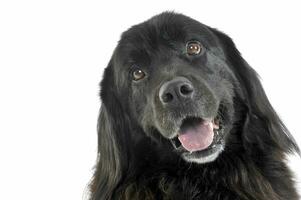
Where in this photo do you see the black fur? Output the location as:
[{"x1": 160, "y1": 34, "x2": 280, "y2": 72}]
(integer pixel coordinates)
[{"x1": 89, "y1": 12, "x2": 299, "y2": 200}]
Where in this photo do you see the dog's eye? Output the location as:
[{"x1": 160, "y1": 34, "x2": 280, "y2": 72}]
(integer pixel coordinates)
[
  {"x1": 186, "y1": 41, "x2": 202, "y2": 55},
  {"x1": 132, "y1": 69, "x2": 146, "y2": 81}
]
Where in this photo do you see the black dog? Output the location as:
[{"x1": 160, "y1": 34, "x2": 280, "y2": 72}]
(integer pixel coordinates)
[{"x1": 89, "y1": 12, "x2": 299, "y2": 200}]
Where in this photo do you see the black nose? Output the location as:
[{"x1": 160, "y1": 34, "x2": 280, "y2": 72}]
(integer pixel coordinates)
[{"x1": 159, "y1": 77, "x2": 194, "y2": 105}]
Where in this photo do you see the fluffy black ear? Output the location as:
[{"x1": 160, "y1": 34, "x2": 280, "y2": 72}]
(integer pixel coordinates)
[
  {"x1": 209, "y1": 27, "x2": 299, "y2": 155},
  {"x1": 89, "y1": 62, "x2": 130, "y2": 200},
  {"x1": 89, "y1": 105, "x2": 121, "y2": 200}
]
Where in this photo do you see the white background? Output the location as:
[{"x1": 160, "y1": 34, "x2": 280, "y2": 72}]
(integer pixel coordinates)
[{"x1": 0, "y1": 0, "x2": 300, "y2": 199}]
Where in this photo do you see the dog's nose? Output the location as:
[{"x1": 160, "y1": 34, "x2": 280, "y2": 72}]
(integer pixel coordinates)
[{"x1": 159, "y1": 77, "x2": 194, "y2": 105}]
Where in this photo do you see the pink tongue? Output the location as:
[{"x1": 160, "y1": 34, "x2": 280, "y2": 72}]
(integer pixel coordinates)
[{"x1": 178, "y1": 120, "x2": 214, "y2": 152}]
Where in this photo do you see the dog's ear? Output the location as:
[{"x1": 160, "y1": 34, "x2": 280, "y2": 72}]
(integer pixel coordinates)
[
  {"x1": 89, "y1": 61, "x2": 130, "y2": 200},
  {"x1": 209, "y1": 27, "x2": 299, "y2": 155},
  {"x1": 89, "y1": 105, "x2": 121, "y2": 200}
]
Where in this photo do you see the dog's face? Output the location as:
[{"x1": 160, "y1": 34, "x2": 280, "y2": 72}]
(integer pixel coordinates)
[{"x1": 110, "y1": 13, "x2": 240, "y2": 164}]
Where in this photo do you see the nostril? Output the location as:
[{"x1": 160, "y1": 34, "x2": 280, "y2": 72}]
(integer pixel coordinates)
[
  {"x1": 159, "y1": 77, "x2": 194, "y2": 104},
  {"x1": 162, "y1": 93, "x2": 173, "y2": 103},
  {"x1": 180, "y1": 84, "x2": 194, "y2": 96}
]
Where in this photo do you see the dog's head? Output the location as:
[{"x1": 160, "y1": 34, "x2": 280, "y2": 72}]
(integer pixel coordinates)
[{"x1": 109, "y1": 12, "x2": 241, "y2": 163}]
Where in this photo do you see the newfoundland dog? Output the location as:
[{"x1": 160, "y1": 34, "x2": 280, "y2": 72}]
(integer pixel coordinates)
[{"x1": 89, "y1": 12, "x2": 299, "y2": 200}]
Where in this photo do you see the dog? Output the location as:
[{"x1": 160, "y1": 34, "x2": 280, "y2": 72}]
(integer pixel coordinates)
[{"x1": 89, "y1": 12, "x2": 299, "y2": 200}]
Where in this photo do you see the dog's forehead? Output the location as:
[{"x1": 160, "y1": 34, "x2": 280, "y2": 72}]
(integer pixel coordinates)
[{"x1": 117, "y1": 13, "x2": 213, "y2": 56}]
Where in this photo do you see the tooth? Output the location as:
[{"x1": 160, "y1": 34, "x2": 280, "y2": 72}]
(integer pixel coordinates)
[
  {"x1": 203, "y1": 120, "x2": 210, "y2": 125},
  {"x1": 209, "y1": 121, "x2": 213, "y2": 129}
]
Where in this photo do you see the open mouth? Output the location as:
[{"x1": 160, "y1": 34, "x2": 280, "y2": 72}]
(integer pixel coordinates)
[{"x1": 170, "y1": 115, "x2": 224, "y2": 161}]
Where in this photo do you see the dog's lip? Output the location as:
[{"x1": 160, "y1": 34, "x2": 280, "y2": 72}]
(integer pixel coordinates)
[{"x1": 181, "y1": 141, "x2": 224, "y2": 163}]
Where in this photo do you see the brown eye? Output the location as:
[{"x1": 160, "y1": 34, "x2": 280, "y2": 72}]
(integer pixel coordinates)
[
  {"x1": 186, "y1": 41, "x2": 202, "y2": 55},
  {"x1": 132, "y1": 69, "x2": 146, "y2": 81}
]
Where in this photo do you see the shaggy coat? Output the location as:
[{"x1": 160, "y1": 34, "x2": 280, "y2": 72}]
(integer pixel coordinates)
[{"x1": 89, "y1": 12, "x2": 299, "y2": 200}]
